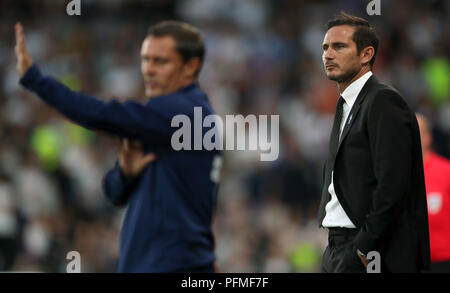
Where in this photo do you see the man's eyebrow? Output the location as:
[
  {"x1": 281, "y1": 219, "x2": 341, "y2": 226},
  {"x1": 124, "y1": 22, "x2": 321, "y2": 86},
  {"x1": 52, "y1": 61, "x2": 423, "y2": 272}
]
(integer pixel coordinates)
[
  {"x1": 331, "y1": 42, "x2": 348, "y2": 46},
  {"x1": 140, "y1": 55, "x2": 171, "y2": 61},
  {"x1": 323, "y1": 42, "x2": 348, "y2": 48}
]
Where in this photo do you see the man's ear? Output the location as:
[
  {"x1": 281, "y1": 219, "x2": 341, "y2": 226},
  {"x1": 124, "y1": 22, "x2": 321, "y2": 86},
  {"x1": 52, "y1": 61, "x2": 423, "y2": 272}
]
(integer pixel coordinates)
[
  {"x1": 360, "y1": 46, "x2": 375, "y2": 66},
  {"x1": 183, "y1": 57, "x2": 201, "y2": 78}
]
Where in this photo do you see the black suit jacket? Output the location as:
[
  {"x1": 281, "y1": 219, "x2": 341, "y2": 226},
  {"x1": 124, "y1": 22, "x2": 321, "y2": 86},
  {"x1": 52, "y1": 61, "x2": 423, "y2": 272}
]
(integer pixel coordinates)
[{"x1": 318, "y1": 75, "x2": 430, "y2": 272}]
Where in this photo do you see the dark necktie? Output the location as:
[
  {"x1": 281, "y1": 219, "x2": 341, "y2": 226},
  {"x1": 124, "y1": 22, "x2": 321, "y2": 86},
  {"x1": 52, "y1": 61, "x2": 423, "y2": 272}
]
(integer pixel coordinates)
[{"x1": 329, "y1": 96, "x2": 345, "y2": 160}]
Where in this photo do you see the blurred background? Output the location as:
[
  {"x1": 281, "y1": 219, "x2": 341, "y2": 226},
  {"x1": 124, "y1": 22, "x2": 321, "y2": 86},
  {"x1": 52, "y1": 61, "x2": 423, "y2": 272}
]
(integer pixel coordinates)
[{"x1": 0, "y1": 0, "x2": 449, "y2": 272}]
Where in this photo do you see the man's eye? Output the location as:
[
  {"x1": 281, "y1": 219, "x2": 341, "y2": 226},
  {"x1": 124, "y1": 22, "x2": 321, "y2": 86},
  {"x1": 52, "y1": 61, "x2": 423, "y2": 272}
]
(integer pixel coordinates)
[{"x1": 155, "y1": 59, "x2": 168, "y2": 64}]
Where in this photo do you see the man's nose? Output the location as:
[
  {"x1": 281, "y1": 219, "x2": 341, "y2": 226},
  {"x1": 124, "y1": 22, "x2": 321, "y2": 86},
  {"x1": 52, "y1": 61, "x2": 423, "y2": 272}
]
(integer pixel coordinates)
[
  {"x1": 323, "y1": 49, "x2": 335, "y2": 61},
  {"x1": 324, "y1": 53, "x2": 333, "y2": 61},
  {"x1": 143, "y1": 61, "x2": 157, "y2": 75}
]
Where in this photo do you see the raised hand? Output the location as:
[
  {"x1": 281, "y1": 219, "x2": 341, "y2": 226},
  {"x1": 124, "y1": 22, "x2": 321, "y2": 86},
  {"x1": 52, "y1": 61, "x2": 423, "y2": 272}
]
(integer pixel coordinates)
[
  {"x1": 118, "y1": 139, "x2": 156, "y2": 178},
  {"x1": 15, "y1": 22, "x2": 33, "y2": 77}
]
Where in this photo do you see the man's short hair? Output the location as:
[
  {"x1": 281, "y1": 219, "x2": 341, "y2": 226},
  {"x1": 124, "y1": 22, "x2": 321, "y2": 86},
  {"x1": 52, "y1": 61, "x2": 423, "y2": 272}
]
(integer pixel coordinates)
[
  {"x1": 326, "y1": 12, "x2": 379, "y2": 67},
  {"x1": 147, "y1": 21, "x2": 205, "y2": 76}
]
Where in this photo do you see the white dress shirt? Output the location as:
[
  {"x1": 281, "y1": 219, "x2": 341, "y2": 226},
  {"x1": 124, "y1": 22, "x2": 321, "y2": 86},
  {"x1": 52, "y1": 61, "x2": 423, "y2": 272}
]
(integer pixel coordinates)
[{"x1": 322, "y1": 71, "x2": 373, "y2": 228}]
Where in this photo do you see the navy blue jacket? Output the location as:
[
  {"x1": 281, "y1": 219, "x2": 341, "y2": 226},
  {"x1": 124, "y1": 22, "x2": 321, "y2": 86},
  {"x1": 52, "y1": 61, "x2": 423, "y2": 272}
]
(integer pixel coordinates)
[{"x1": 20, "y1": 65, "x2": 220, "y2": 272}]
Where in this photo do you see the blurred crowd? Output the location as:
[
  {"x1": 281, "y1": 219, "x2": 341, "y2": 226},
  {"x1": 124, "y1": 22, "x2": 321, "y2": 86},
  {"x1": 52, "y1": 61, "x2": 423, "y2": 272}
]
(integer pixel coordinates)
[{"x1": 0, "y1": 0, "x2": 449, "y2": 272}]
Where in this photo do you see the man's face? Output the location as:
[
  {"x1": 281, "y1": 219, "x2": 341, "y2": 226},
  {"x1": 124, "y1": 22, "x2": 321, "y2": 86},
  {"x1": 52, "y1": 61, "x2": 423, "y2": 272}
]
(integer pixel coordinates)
[
  {"x1": 141, "y1": 36, "x2": 188, "y2": 98},
  {"x1": 322, "y1": 25, "x2": 361, "y2": 83}
]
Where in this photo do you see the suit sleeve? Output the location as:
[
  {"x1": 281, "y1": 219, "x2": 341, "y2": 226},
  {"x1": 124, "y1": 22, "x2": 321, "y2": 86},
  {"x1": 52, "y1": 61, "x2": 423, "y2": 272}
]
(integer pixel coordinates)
[
  {"x1": 353, "y1": 89, "x2": 414, "y2": 254},
  {"x1": 19, "y1": 65, "x2": 173, "y2": 145},
  {"x1": 102, "y1": 161, "x2": 141, "y2": 207}
]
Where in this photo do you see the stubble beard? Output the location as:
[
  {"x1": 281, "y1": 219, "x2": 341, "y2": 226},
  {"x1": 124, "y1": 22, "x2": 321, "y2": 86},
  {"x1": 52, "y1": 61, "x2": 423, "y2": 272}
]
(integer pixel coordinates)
[{"x1": 327, "y1": 66, "x2": 359, "y2": 84}]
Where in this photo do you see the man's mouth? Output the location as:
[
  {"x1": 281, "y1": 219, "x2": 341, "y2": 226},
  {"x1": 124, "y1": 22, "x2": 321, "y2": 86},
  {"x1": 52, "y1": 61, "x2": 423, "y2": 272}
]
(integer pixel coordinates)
[
  {"x1": 145, "y1": 80, "x2": 158, "y2": 88},
  {"x1": 326, "y1": 64, "x2": 338, "y2": 70}
]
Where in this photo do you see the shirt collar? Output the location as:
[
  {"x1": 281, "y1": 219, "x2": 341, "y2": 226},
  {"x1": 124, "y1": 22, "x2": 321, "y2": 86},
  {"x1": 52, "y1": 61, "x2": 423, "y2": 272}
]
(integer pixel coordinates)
[{"x1": 341, "y1": 71, "x2": 373, "y2": 108}]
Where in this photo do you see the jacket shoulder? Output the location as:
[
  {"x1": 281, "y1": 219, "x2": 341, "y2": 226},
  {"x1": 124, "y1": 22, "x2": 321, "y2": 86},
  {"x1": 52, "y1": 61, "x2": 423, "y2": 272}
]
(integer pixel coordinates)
[
  {"x1": 367, "y1": 79, "x2": 402, "y2": 99},
  {"x1": 364, "y1": 79, "x2": 409, "y2": 109}
]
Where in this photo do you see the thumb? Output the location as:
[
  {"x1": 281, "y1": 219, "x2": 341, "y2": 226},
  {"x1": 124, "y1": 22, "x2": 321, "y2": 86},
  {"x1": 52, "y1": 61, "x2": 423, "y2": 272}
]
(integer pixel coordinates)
[{"x1": 142, "y1": 153, "x2": 156, "y2": 165}]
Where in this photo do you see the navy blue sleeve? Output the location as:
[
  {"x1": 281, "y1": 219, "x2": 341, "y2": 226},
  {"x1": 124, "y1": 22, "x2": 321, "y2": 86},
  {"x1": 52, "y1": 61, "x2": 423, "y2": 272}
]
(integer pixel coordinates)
[
  {"x1": 19, "y1": 65, "x2": 172, "y2": 144},
  {"x1": 102, "y1": 161, "x2": 140, "y2": 207}
]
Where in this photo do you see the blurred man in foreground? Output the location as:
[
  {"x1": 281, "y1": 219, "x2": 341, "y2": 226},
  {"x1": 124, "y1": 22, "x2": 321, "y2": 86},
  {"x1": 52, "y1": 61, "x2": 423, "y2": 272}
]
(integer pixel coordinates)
[
  {"x1": 15, "y1": 21, "x2": 220, "y2": 273},
  {"x1": 416, "y1": 113, "x2": 450, "y2": 273}
]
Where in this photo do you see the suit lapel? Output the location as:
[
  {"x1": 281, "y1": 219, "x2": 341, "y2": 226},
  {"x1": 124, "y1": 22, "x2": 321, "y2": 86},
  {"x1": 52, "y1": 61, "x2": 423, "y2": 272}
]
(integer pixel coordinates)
[
  {"x1": 335, "y1": 75, "x2": 377, "y2": 156},
  {"x1": 337, "y1": 103, "x2": 360, "y2": 150}
]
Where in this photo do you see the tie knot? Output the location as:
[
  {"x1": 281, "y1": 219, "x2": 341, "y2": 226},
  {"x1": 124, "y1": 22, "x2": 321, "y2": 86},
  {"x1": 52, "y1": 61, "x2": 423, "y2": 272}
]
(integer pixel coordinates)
[{"x1": 338, "y1": 96, "x2": 345, "y2": 106}]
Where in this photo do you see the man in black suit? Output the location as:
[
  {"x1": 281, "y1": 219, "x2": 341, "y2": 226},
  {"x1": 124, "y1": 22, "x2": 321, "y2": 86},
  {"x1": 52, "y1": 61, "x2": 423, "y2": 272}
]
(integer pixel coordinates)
[{"x1": 318, "y1": 12, "x2": 430, "y2": 273}]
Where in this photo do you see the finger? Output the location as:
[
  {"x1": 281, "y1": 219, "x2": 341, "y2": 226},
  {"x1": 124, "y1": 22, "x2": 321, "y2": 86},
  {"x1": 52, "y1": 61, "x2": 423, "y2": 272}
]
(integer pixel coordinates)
[
  {"x1": 15, "y1": 22, "x2": 22, "y2": 39},
  {"x1": 15, "y1": 26, "x2": 28, "y2": 59},
  {"x1": 15, "y1": 24, "x2": 21, "y2": 55},
  {"x1": 16, "y1": 25, "x2": 29, "y2": 53},
  {"x1": 123, "y1": 139, "x2": 129, "y2": 152},
  {"x1": 142, "y1": 153, "x2": 157, "y2": 164},
  {"x1": 15, "y1": 23, "x2": 24, "y2": 46}
]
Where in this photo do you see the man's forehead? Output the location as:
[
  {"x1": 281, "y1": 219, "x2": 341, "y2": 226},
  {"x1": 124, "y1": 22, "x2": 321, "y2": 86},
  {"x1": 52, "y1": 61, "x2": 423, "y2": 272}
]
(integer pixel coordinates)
[
  {"x1": 323, "y1": 25, "x2": 355, "y2": 43},
  {"x1": 141, "y1": 35, "x2": 176, "y2": 54}
]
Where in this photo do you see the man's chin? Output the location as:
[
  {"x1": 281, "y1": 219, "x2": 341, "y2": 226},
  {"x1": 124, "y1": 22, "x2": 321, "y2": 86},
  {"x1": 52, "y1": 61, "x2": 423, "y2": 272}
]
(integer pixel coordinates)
[
  {"x1": 145, "y1": 89, "x2": 160, "y2": 98},
  {"x1": 326, "y1": 68, "x2": 360, "y2": 84},
  {"x1": 326, "y1": 73, "x2": 340, "y2": 82},
  {"x1": 326, "y1": 72, "x2": 351, "y2": 84}
]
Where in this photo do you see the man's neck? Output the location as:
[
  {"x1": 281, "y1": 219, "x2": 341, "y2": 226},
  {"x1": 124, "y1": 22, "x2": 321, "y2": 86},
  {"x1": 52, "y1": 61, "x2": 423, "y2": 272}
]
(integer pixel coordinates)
[
  {"x1": 146, "y1": 79, "x2": 196, "y2": 100},
  {"x1": 338, "y1": 66, "x2": 371, "y2": 93},
  {"x1": 179, "y1": 78, "x2": 196, "y2": 90}
]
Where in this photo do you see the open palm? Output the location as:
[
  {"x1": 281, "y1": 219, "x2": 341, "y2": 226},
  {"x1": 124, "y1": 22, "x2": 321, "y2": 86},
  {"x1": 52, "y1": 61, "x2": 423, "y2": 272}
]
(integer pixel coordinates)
[{"x1": 15, "y1": 22, "x2": 33, "y2": 77}]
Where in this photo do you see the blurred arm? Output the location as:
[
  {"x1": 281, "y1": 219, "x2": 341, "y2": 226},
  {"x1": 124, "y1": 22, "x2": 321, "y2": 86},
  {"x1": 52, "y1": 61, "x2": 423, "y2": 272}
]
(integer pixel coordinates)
[
  {"x1": 102, "y1": 161, "x2": 141, "y2": 207},
  {"x1": 19, "y1": 65, "x2": 173, "y2": 145}
]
